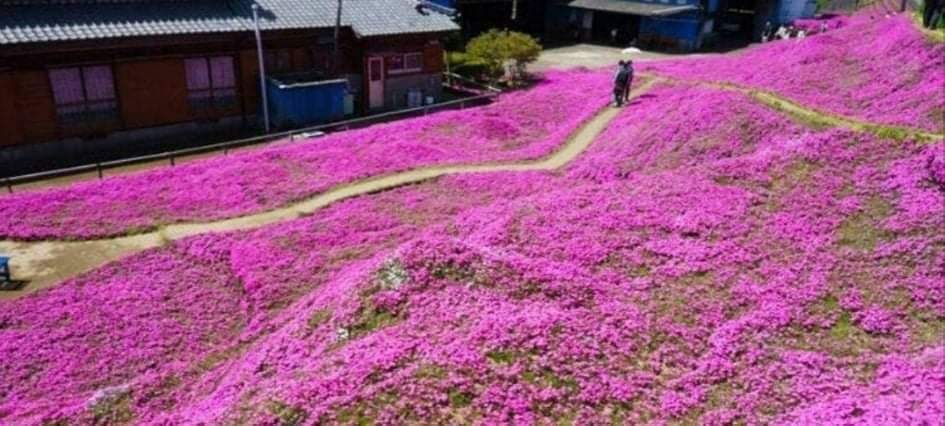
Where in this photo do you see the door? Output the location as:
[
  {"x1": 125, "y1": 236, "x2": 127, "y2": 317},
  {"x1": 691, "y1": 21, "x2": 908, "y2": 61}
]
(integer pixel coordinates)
[{"x1": 368, "y1": 56, "x2": 385, "y2": 110}]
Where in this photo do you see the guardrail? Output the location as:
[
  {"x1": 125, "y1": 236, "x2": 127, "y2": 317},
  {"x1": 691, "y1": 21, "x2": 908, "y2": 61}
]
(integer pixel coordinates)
[{"x1": 2, "y1": 76, "x2": 500, "y2": 193}]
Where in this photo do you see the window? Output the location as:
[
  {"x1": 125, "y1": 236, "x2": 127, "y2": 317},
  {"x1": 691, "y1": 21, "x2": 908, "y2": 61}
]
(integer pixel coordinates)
[
  {"x1": 48, "y1": 65, "x2": 118, "y2": 129},
  {"x1": 264, "y1": 49, "x2": 293, "y2": 74},
  {"x1": 404, "y1": 53, "x2": 423, "y2": 71},
  {"x1": 386, "y1": 55, "x2": 404, "y2": 72},
  {"x1": 185, "y1": 56, "x2": 237, "y2": 115},
  {"x1": 387, "y1": 52, "x2": 423, "y2": 75}
]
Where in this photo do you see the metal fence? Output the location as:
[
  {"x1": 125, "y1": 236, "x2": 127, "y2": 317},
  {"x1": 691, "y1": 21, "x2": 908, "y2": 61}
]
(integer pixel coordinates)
[
  {"x1": 820, "y1": 0, "x2": 919, "y2": 13},
  {"x1": 2, "y1": 73, "x2": 500, "y2": 193}
]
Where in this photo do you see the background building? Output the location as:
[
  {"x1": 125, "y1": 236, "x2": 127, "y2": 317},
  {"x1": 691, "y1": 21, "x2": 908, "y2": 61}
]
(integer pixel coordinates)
[
  {"x1": 0, "y1": 0, "x2": 457, "y2": 170},
  {"x1": 562, "y1": 0, "x2": 816, "y2": 50}
]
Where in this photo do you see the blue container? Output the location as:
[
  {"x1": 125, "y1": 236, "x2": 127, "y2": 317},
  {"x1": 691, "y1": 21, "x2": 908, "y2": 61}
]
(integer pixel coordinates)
[{"x1": 265, "y1": 74, "x2": 347, "y2": 130}]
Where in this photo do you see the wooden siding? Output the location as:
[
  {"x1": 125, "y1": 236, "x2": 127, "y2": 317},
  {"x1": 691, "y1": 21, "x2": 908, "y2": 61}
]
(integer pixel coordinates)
[
  {"x1": 13, "y1": 70, "x2": 57, "y2": 143},
  {"x1": 423, "y1": 41, "x2": 444, "y2": 73},
  {"x1": 115, "y1": 59, "x2": 190, "y2": 129},
  {"x1": 0, "y1": 72, "x2": 23, "y2": 146},
  {"x1": 239, "y1": 49, "x2": 260, "y2": 115}
]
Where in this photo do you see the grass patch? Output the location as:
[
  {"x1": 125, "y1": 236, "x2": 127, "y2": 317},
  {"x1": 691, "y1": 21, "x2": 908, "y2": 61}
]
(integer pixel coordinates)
[
  {"x1": 872, "y1": 125, "x2": 911, "y2": 142},
  {"x1": 414, "y1": 364, "x2": 448, "y2": 380},
  {"x1": 267, "y1": 400, "x2": 308, "y2": 426},
  {"x1": 752, "y1": 92, "x2": 834, "y2": 131},
  {"x1": 485, "y1": 349, "x2": 517, "y2": 364},
  {"x1": 830, "y1": 310, "x2": 854, "y2": 341},
  {"x1": 335, "y1": 392, "x2": 398, "y2": 425},
  {"x1": 837, "y1": 196, "x2": 892, "y2": 251},
  {"x1": 449, "y1": 390, "x2": 474, "y2": 408},
  {"x1": 307, "y1": 308, "x2": 332, "y2": 330},
  {"x1": 89, "y1": 388, "x2": 134, "y2": 425},
  {"x1": 787, "y1": 293, "x2": 888, "y2": 357},
  {"x1": 349, "y1": 307, "x2": 399, "y2": 339},
  {"x1": 196, "y1": 344, "x2": 247, "y2": 372}
]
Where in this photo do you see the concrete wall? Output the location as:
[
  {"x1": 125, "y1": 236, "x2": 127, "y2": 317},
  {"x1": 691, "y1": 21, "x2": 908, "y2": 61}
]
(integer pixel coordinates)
[{"x1": 384, "y1": 73, "x2": 443, "y2": 110}]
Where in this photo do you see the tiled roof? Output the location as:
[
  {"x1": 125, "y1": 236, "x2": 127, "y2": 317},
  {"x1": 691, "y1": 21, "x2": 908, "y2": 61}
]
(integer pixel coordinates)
[
  {"x1": 0, "y1": 1, "x2": 244, "y2": 45},
  {"x1": 230, "y1": 0, "x2": 458, "y2": 37},
  {"x1": 341, "y1": 0, "x2": 459, "y2": 37},
  {"x1": 0, "y1": 0, "x2": 458, "y2": 45}
]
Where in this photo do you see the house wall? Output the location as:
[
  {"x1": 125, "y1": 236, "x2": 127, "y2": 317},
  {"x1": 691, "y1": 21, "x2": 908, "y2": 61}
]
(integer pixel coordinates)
[
  {"x1": 115, "y1": 59, "x2": 190, "y2": 129},
  {"x1": 0, "y1": 72, "x2": 23, "y2": 146},
  {"x1": 0, "y1": 28, "x2": 450, "y2": 161},
  {"x1": 361, "y1": 35, "x2": 446, "y2": 112},
  {"x1": 12, "y1": 70, "x2": 58, "y2": 144}
]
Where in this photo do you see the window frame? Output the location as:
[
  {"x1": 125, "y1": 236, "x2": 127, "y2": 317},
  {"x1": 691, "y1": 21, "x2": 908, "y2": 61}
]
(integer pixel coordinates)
[
  {"x1": 184, "y1": 55, "x2": 238, "y2": 116},
  {"x1": 387, "y1": 52, "x2": 424, "y2": 75},
  {"x1": 48, "y1": 64, "x2": 119, "y2": 132}
]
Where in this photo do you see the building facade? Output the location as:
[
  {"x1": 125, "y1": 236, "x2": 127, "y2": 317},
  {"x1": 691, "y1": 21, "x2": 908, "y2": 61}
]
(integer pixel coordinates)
[
  {"x1": 0, "y1": 0, "x2": 457, "y2": 171},
  {"x1": 561, "y1": 0, "x2": 816, "y2": 50}
]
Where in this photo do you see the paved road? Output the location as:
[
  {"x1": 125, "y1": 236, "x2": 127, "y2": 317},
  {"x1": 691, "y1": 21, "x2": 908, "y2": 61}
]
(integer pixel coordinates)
[{"x1": 532, "y1": 43, "x2": 720, "y2": 72}]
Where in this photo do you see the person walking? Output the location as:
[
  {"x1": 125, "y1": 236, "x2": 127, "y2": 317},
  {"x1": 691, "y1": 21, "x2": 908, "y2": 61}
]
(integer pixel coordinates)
[
  {"x1": 613, "y1": 60, "x2": 630, "y2": 107},
  {"x1": 622, "y1": 60, "x2": 635, "y2": 104}
]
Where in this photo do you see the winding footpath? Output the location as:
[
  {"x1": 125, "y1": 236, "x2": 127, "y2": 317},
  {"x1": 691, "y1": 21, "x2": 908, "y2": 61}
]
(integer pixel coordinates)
[{"x1": 1, "y1": 76, "x2": 942, "y2": 300}]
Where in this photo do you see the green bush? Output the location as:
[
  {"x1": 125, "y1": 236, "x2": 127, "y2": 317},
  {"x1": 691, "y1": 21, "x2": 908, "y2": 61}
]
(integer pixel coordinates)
[{"x1": 465, "y1": 29, "x2": 542, "y2": 85}]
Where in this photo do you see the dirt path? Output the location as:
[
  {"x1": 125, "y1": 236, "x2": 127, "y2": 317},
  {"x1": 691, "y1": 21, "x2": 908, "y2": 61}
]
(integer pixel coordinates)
[
  {"x1": 660, "y1": 76, "x2": 945, "y2": 142},
  {"x1": 3, "y1": 75, "x2": 941, "y2": 301},
  {"x1": 0, "y1": 80, "x2": 653, "y2": 301}
]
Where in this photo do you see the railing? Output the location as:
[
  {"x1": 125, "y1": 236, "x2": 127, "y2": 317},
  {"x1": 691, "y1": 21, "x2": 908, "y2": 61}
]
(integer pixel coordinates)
[{"x1": 1, "y1": 75, "x2": 500, "y2": 193}]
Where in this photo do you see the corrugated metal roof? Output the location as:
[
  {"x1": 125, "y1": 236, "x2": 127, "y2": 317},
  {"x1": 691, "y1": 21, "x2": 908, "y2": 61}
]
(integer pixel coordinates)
[
  {"x1": 0, "y1": 0, "x2": 458, "y2": 45},
  {"x1": 569, "y1": 0, "x2": 698, "y2": 16}
]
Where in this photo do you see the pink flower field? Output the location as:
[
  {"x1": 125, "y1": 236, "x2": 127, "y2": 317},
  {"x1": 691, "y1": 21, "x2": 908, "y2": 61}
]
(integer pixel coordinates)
[
  {"x1": 1, "y1": 12, "x2": 944, "y2": 426},
  {"x1": 0, "y1": 69, "x2": 613, "y2": 241},
  {"x1": 644, "y1": 13, "x2": 945, "y2": 133}
]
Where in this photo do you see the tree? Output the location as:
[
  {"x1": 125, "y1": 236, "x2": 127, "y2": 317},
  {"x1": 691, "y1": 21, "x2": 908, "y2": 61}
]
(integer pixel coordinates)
[
  {"x1": 504, "y1": 31, "x2": 541, "y2": 82},
  {"x1": 465, "y1": 29, "x2": 542, "y2": 85},
  {"x1": 465, "y1": 29, "x2": 507, "y2": 83}
]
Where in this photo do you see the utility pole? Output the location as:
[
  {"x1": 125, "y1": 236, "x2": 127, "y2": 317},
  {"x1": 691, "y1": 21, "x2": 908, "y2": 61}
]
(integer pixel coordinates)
[
  {"x1": 251, "y1": 3, "x2": 271, "y2": 133},
  {"x1": 334, "y1": 0, "x2": 343, "y2": 75}
]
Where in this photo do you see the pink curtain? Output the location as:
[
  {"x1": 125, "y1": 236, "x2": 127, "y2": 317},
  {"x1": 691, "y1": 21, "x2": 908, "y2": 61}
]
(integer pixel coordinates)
[
  {"x1": 48, "y1": 68, "x2": 84, "y2": 106},
  {"x1": 82, "y1": 66, "x2": 115, "y2": 101},
  {"x1": 210, "y1": 56, "x2": 235, "y2": 88},
  {"x1": 185, "y1": 58, "x2": 211, "y2": 90}
]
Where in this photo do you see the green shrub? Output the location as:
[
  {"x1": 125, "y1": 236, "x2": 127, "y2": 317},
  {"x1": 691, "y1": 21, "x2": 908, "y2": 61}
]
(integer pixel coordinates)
[{"x1": 465, "y1": 29, "x2": 542, "y2": 85}]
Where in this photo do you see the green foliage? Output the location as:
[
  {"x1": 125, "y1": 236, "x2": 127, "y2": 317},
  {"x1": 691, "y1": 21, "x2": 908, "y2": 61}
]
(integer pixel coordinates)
[
  {"x1": 465, "y1": 29, "x2": 543, "y2": 84},
  {"x1": 448, "y1": 390, "x2": 474, "y2": 408},
  {"x1": 267, "y1": 400, "x2": 308, "y2": 426},
  {"x1": 485, "y1": 349, "x2": 516, "y2": 364},
  {"x1": 837, "y1": 196, "x2": 892, "y2": 251},
  {"x1": 307, "y1": 308, "x2": 331, "y2": 330},
  {"x1": 466, "y1": 29, "x2": 508, "y2": 82},
  {"x1": 89, "y1": 389, "x2": 134, "y2": 425}
]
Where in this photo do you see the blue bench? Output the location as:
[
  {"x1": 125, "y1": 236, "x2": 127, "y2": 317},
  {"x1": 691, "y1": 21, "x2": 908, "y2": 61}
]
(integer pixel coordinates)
[{"x1": 0, "y1": 256, "x2": 9, "y2": 282}]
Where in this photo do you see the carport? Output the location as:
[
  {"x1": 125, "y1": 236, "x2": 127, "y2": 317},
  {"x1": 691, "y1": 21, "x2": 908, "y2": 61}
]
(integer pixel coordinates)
[{"x1": 569, "y1": 0, "x2": 698, "y2": 44}]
